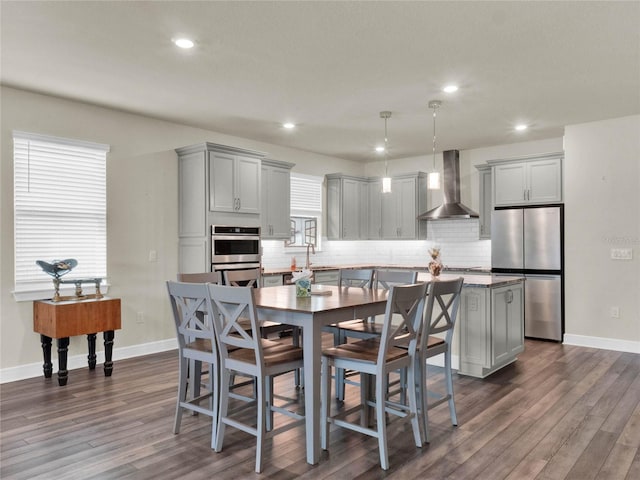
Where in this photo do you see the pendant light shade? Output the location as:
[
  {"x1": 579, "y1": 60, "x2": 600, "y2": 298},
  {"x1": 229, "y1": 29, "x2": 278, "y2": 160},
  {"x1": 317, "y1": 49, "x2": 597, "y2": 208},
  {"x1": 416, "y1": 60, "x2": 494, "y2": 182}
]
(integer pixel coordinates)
[
  {"x1": 380, "y1": 111, "x2": 392, "y2": 193},
  {"x1": 428, "y1": 100, "x2": 441, "y2": 190}
]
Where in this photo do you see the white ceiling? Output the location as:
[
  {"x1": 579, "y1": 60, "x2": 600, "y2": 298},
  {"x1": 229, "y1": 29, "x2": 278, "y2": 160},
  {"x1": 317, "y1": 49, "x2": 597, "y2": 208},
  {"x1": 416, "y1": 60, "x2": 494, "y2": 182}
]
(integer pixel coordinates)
[{"x1": 1, "y1": 1, "x2": 639, "y2": 163}]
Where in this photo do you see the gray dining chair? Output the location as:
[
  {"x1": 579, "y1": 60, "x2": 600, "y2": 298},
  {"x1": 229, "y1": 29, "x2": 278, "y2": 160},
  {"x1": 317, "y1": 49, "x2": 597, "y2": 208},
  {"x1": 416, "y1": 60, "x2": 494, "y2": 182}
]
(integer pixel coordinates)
[
  {"x1": 166, "y1": 281, "x2": 219, "y2": 448},
  {"x1": 321, "y1": 282, "x2": 427, "y2": 470},
  {"x1": 208, "y1": 284, "x2": 305, "y2": 473}
]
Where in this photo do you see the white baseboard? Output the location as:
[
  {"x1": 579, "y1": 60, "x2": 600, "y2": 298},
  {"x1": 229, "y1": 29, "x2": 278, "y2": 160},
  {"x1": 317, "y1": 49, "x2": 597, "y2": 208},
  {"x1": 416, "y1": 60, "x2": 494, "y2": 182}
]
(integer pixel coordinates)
[
  {"x1": 563, "y1": 334, "x2": 640, "y2": 354},
  {"x1": 0, "y1": 338, "x2": 177, "y2": 384}
]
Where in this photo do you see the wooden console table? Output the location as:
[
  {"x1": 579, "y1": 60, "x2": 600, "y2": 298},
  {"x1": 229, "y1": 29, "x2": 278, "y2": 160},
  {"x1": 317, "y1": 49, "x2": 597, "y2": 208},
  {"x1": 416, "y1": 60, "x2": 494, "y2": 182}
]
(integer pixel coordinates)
[{"x1": 33, "y1": 297, "x2": 121, "y2": 386}]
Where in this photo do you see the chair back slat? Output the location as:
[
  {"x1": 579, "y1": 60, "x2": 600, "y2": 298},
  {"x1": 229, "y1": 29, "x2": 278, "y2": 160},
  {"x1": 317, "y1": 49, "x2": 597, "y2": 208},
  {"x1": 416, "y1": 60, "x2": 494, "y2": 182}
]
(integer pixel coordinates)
[
  {"x1": 167, "y1": 281, "x2": 216, "y2": 354},
  {"x1": 378, "y1": 283, "x2": 429, "y2": 362},
  {"x1": 207, "y1": 284, "x2": 262, "y2": 365},
  {"x1": 421, "y1": 278, "x2": 464, "y2": 350},
  {"x1": 177, "y1": 271, "x2": 220, "y2": 284},
  {"x1": 223, "y1": 268, "x2": 261, "y2": 288},
  {"x1": 338, "y1": 268, "x2": 374, "y2": 288},
  {"x1": 374, "y1": 270, "x2": 418, "y2": 291}
]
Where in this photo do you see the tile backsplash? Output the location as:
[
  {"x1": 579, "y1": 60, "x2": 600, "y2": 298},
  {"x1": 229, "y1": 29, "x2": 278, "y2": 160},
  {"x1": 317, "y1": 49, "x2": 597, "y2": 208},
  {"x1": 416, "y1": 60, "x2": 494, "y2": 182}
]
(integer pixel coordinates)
[{"x1": 262, "y1": 219, "x2": 491, "y2": 269}]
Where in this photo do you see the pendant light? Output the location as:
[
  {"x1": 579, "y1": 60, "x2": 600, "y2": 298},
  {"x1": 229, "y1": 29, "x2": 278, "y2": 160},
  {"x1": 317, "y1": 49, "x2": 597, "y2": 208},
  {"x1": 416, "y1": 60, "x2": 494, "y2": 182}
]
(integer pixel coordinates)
[
  {"x1": 428, "y1": 100, "x2": 441, "y2": 190},
  {"x1": 380, "y1": 111, "x2": 392, "y2": 193}
]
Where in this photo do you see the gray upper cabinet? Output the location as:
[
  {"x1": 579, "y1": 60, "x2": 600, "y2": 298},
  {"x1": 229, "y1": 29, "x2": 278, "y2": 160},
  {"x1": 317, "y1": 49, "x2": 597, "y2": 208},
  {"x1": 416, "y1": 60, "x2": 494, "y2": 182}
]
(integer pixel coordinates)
[
  {"x1": 490, "y1": 153, "x2": 563, "y2": 206},
  {"x1": 326, "y1": 174, "x2": 368, "y2": 240},
  {"x1": 261, "y1": 159, "x2": 294, "y2": 239},
  {"x1": 381, "y1": 175, "x2": 427, "y2": 239},
  {"x1": 175, "y1": 142, "x2": 266, "y2": 272},
  {"x1": 210, "y1": 151, "x2": 261, "y2": 214},
  {"x1": 476, "y1": 165, "x2": 492, "y2": 238},
  {"x1": 328, "y1": 172, "x2": 428, "y2": 240}
]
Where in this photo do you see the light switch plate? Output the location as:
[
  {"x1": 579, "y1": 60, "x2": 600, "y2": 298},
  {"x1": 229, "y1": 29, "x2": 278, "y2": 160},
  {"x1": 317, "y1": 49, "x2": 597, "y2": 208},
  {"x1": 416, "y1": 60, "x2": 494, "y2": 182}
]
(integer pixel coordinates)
[{"x1": 610, "y1": 248, "x2": 633, "y2": 260}]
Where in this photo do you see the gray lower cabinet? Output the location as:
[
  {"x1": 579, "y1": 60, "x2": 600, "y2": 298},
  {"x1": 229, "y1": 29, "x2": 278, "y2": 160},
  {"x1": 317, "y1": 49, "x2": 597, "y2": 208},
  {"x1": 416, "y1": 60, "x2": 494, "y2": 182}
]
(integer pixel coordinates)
[
  {"x1": 458, "y1": 282, "x2": 524, "y2": 378},
  {"x1": 312, "y1": 270, "x2": 339, "y2": 285},
  {"x1": 261, "y1": 273, "x2": 284, "y2": 287}
]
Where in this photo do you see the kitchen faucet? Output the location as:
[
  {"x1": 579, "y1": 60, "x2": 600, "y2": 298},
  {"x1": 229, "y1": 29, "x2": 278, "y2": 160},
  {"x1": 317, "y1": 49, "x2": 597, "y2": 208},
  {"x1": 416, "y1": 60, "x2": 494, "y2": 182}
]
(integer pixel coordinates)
[{"x1": 305, "y1": 242, "x2": 315, "y2": 270}]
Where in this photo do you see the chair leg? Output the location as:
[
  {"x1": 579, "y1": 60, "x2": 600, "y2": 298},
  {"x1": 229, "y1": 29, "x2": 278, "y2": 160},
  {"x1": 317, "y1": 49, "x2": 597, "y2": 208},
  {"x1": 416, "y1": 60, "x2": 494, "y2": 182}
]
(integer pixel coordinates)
[
  {"x1": 266, "y1": 376, "x2": 274, "y2": 432},
  {"x1": 174, "y1": 358, "x2": 189, "y2": 434},
  {"x1": 375, "y1": 374, "x2": 389, "y2": 470},
  {"x1": 293, "y1": 327, "x2": 302, "y2": 387},
  {"x1": 209, "y1": 361, "x2": 219, "y2": 448},
  {"x1": 420, "y1": 358, "x2": 430, "y2": 444},
  {"x1": 407, "y1": 362, "x2": 422, "y2": 448},
  {"x1": 215, "y1": 368, "x2": 230, "y2": 452},
  {"x1": 360, "y1": 372, "x2": 370, "y2": 428},
  {"x1": 255, "y1": 376, "x2": 266, "y2": 474},
  {"x1": 334, "y1": 330, "x2": 346, "y2": 401},
  {"x1": 444, "y1": 349, "x2": 458, "y2": 426},
  {"x1": 321, "y1": 357, "x2": 331, "y2": 450}
]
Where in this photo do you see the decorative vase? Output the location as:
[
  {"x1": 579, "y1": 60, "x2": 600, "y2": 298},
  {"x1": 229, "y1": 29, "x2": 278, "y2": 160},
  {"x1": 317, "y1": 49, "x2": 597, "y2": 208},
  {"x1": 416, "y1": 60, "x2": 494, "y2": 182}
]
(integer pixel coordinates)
[{"x1": 428, "y1": 247, "x2": 442, "y2": 278}]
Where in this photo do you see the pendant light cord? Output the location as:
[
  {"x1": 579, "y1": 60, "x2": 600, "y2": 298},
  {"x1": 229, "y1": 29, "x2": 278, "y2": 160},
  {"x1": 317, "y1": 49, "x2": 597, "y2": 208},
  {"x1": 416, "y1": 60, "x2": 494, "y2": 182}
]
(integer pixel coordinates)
[{"x1": 432, "y1": 106, "x2": 437, "y2": 170}]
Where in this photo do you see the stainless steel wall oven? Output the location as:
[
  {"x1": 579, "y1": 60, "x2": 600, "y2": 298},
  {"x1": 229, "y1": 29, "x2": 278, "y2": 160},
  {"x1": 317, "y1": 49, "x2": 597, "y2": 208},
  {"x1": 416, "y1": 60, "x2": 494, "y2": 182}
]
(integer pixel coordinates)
[{"x1": 211, "y1": 225, "x2": 261, "y2": 272}]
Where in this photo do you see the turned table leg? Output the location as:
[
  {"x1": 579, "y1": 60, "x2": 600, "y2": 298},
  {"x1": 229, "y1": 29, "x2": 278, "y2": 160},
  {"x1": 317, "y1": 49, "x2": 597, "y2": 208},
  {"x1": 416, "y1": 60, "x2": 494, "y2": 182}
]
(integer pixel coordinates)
[
  {"x1": 56, "y1": 337, "x2": 70, "y2": 386},
  {"x1": 87, "y1": 333, "x2": 97, "y2": 369},
  {"x1": 103, "y1": 330, "x2": 114, "y2": 376},
  {"x1": 40, "y1": 335, "x2": 53, "y2": 378}
]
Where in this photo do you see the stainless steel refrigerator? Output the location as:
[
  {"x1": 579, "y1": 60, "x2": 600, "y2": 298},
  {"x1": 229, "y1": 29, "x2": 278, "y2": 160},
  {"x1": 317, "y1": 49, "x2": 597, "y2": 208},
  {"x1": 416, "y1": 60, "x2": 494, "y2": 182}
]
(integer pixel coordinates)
[{"x1": 491, "y1": 205, "x2": 564, "y2": 341}]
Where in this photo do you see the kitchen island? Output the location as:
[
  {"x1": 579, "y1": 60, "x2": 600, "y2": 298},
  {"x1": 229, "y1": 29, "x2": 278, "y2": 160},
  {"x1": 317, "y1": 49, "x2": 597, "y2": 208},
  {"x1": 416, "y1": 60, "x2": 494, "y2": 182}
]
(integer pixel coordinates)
[{"x1": 263, "y1": 265, "x2": 525, "y2": 378}]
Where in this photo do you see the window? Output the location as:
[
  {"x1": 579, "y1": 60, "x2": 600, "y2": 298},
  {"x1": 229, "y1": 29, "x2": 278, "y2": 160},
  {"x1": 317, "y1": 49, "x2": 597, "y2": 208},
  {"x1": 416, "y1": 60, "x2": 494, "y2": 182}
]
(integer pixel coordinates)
[
  {"x1": 288, "y1": 173, "x2": 322, "y2": 248},
  {"x1": 13, "y1": 131, "x2": 110, "y2": 299}
]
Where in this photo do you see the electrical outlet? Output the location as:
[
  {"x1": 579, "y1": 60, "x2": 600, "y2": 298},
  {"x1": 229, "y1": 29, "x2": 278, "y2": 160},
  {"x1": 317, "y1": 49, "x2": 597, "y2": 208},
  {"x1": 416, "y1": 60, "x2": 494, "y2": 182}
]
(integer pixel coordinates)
[
  {"x1": 610, "y1": 307, "x2": 620, "y2": 318},
  {"x1": 148, "y1": 250, "x2": 158, "y2": 262},
  {"x1": 136, "y1": 311, "x2": 145, "y2": 324},
  {"x1": 610, "y1": 248, "x2": 633, "y2": 260}
]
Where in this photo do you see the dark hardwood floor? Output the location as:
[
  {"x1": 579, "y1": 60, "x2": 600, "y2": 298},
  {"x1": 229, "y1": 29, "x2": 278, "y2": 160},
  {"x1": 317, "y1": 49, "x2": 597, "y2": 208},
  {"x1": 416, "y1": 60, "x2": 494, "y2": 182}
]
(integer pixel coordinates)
[{"x1": 1, "y1": 338, "x2": 638, "y2": 479}]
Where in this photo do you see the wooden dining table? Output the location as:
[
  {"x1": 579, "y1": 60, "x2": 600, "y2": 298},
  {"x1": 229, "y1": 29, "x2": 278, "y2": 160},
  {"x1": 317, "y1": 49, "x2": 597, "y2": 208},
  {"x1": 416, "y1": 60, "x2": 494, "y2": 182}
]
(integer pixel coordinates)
[{"x1": 253, "y1": 284, "x2": 389, "y2": 465}]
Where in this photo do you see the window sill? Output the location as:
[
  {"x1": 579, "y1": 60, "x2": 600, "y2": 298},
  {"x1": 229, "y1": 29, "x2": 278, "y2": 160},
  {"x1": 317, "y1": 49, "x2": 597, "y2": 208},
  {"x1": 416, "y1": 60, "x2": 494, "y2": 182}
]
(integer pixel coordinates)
[{"x1": 13, "y1": 283, "x2": 111, "y2": 302}]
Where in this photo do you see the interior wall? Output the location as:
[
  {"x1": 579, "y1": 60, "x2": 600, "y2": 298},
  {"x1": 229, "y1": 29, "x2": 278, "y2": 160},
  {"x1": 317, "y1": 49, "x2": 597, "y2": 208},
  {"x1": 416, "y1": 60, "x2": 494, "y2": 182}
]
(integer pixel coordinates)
[
  {"x1": 563, "y1": 115, "x2": 640, "y2": 343},
  {"x1": 0, "y1": 86, "x2": 363, "y2": 373}
]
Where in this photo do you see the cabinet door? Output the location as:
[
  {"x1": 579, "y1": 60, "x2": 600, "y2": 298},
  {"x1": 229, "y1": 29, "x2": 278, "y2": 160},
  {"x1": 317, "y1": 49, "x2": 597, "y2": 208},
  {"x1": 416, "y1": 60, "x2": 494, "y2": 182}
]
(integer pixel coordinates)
[
  {"x1": 341, "y1": 178, "x2": 361, "y2": 239},
  {"x1": 507, "y1": 284, "x2": 524, "y2": 356},
  {"x1": 527, "y1": 158, "x2": 562, "y2": 204},
  {"x1": 459, "y1": 288, "x2": 490, "y2": 370},
  {"x1": 494, "y1": 163, "x2": 527, "y2": 206},
  {"x1": 396, "y1": 177, "x2": 417, "y2": 239},
  {"x1": 262, "y1": 274, "x2": 284, "y2": 287},
  {"x1": 491, "y1": 285, "x2": 523, "y2": 365},
  {"x1": 261, "y1": 165, "x2": 290, "y2": 238},
  {"x1": 368, "y1": 181, "x2": 383, "y2": 239},
  {"x1": 381, "y1": 185, "x2": 399, "y2": 239},
  {"x1": 236, "y1": 156, "x2": 261, "y2": 214},
  {"x1": 179, "y1": 152, "x2": 207, "y2": 237},
  {"x1": 478, "y1": 167, "x2": 492, "y2": 238},
  {"x1": 209, "y1": 152, "x2": 236, "y2": 212}
]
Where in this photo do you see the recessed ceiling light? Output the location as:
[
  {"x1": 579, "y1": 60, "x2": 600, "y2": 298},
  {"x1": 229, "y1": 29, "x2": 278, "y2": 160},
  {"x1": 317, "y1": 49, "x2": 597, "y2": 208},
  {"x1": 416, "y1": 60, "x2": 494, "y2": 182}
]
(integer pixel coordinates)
[
  {"x1": 375, "y1": 146, "x2": 385, "y2": 153},
  {"x1": 283, "y1": 122, "x2": 296, "y2": 129},
  {"x1": 443, "y1": 85, "x2": 459, "y2": 93},
  {"x1": 174, "y1": 38, "x2": 195, "y2": 49},
  {"x1": 515, "y1": 124, "x2": 528, "y2": 131}
]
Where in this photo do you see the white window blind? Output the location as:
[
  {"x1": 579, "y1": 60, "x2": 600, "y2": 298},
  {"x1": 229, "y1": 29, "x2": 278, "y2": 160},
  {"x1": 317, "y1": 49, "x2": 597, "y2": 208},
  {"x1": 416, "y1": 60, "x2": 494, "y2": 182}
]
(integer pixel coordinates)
[
  {"x1": 291, "y1": 173, "x2": 322, "y2": 212},
  {"x1": 13, "y1": 131, "x2": 110, "y2": 294}
]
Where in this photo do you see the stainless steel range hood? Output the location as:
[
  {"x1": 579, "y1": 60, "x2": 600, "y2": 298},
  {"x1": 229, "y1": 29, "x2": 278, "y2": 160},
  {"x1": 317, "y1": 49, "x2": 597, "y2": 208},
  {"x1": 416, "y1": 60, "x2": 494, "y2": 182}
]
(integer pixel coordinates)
[{"x1": 417, "y1": 149, "x2": 479, "y2": 220}]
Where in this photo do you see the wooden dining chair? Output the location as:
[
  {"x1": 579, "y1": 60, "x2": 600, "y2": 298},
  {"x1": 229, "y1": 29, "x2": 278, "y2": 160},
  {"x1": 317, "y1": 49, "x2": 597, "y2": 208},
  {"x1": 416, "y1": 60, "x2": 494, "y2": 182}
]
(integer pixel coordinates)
[
  {"x1": 166, "y1": 281, "x2": 219, "y2": 448},
  {"x1": 414, "y1": 277, "x2": 464, "y2": 443},
  {"x1": 207, "y1": 284, "x2": 305, "y2": 473},
  {"x1": 320, "y1": 282, "x2": 427, "y2": 470},
  {"x1": 224, "y1": 268, "x2": 302, "y2": 387}
]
